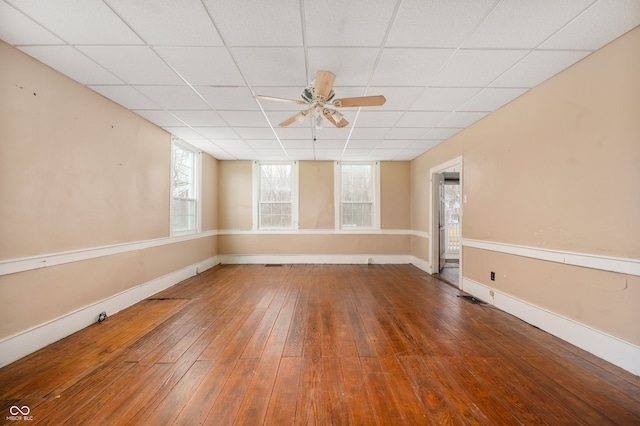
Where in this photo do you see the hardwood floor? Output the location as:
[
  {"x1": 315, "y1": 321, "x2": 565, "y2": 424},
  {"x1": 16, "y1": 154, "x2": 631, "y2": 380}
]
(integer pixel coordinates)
[{"x1": 1, "y1": 264, "x2": 639, "y2": 425}]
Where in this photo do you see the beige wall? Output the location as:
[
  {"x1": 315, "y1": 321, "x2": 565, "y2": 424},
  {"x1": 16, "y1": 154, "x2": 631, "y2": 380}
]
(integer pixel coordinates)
[
  {"x1": 411, "y1": 27, "x2": 640, "y2": 344},
  {"x1": 0, "y1": 41, "x2": 217, "y2": 341},
  {"x1": 299, "y1": 161, "x2": 334, "y2": 229},
  {"x1": 0, "y1": 41, "x2": 171, "y2": 259},
  {"x1": 217, "y1": 160, "x2": 253, "y2": 230},
  {"x1": 380, "y1": 161, "x2": 411, "y2": 230}
]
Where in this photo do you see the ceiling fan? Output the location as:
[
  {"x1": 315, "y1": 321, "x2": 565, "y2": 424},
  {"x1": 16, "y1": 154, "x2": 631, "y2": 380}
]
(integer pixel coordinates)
[{"x1": 254, "y1": 70, "x2": 386, "y2": 128}]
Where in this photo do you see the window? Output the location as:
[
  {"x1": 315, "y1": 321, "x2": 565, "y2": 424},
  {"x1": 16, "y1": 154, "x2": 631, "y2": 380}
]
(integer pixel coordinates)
[
  {"x1": 254, "y1": 162, "x2": 298, "y2": 229},
  {"x1": 336, "y1": 162, "x2": 379, "y2": 229},
  {"x1": 171, "y1": 139, "x2": 200, "y2": 234}
]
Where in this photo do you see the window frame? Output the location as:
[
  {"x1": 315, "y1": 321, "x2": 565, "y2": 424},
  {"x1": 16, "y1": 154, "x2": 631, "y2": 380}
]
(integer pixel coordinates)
[
  {"x1": 334, "y1": 161, "x2": 380, "y2": 230},
  {"x1": 170, "y1": 138, "x2": 201, "y2": 236},
  {"x1": 252, "y1": 160, "x2": 299, "y2": 230}
]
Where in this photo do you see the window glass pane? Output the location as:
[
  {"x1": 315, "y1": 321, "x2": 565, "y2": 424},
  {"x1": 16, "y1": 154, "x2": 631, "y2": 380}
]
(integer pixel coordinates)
[
  {"x1": 259, "y1": 163, "x2": 294, "y2": 229},
  {"x1": 340, "y1": 163, "x2": 375, "y2": 228},
  {"x1": 172, "y1": 144, "x2": 194, "y2": 198},
  {"x1": 261, "y1": 164, "x2": 292, "y2": 202},
  {"x1": 341, "y1": 164, "x2": 372, "y2": 202},
  {"x1": 172, "y1": 142, "x2": 197, "y2": 233}
]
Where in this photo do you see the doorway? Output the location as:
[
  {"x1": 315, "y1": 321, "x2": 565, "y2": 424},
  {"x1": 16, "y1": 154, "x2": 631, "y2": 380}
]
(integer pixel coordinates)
[{"x1": 430, "y1": 156, "x2": 463, "y2": 288}]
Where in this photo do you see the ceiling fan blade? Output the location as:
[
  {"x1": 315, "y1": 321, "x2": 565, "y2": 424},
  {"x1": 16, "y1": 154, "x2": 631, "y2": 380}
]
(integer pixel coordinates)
[
  {"x1": 254, "y1": 95, "x2": 307, "y2": 105},
  {"x1": 279, "y1": 108, "x2": 312, "y2": 127},
  {"x1": 313, "y1": 70, "x2": 336, "y2": 100},
  {"x1": 323, "y1": 108, "x2": 349, "y2": 128},
  {"x1": 332, "y1": 95, "x2": 386, "y2": 108}
]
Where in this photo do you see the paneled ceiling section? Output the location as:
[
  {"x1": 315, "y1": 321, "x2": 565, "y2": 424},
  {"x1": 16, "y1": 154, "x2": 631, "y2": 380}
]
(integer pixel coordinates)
[{"x1": 1, "y1": 0, "x2": 639, "y2": 161}]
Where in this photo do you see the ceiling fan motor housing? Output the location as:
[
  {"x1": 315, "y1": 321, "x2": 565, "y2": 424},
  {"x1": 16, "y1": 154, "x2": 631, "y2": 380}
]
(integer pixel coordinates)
[{"x1": 302, "y1": 86, "x2": 334, "y2": 103}]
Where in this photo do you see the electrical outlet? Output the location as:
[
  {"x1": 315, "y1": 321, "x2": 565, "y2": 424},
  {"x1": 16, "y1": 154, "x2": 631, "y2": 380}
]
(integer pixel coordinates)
[
  {"x1": 490, "y1": 271, "x2": 495, "y2": 281},
  {"x1": 489, "y1": 290, "x2": 495, "y2": 297}
]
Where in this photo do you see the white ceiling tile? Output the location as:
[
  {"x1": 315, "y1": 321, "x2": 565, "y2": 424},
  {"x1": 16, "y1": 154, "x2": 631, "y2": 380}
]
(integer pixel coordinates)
[
  {"x1": 395, "y1": 112, "x2": 449, "y2": 127},
  {"x1": 203, "y1": 0, "x2": 302, "y2": 46},
  {"x1": 187, "y1": 140, "x2": 229, "y2": 157},
  {"x1": 377, "y1": 139, "x2": 414, "y2": 149},
  {"x1": 423, "y1": 128, "x2": 463, "y2": 139},
  {"x1": 394, "y1": 149, "x2": 430, "y2": 160},
  {"x1": 410, "y1": 87, "x2": 482, "y2": 111},
  {"x1": 169, "y1": 110, "x2": 226, "y2": 127},
  {"x1": 133, "y1": 110, "x2": 185, "y2": 127},
  {"x1": 135, "y1": 86, "x2": 210, "y2": 110},
  {"x1": 540, "y1": 0, "x2": 640, "y2": 50},
  {"x1": 246, "y1": 140, "x2": 283, "y2": 149},
  {"x1": 286, "y1": 149, "x2": 316, "y2": 160},
  {"x1": 194, "y1": 127, "x2": 241, "y2": 139},
  {"x1": 276, "y1": 127, "x2": 315, "y2": 140},
  {"x1": 234, "y1": 152, "x2": 261, "y2": 160},
  {"x1": 349, "y1": 128, "x2": 391, "y2": 140},
  {"x1": 253, "y1": 148, "x2": 287, "y2": 157},
  {"x1": 372, "y1": 49, "x2": 455, "y2": 86},
  {"x1": 77, "y1": 46, "x2": 183, "y2": 85},
  {"x1": 304, "y1": 0, "x2": 397, "y2": 46},
  {"x1": 315, "y1": 128, "x2": 350, "y2": 140},
  {"x1": 281, "y1": 140, "x2": 314, "y2": 149},
  {"x1": 367, "y1": 87, "x2": 424, "y2": 111},
  {"x1": 0, "y1": 2, "x2": 64, "y2": 45},
  {"x1": 105, "y1": 0, "x2": 223, "y2": 46},
  {"x1": 369, "y1": 149, "x2": 405, "y2": 160},
  {"x1": 409, "y1": 140, "x2": 443, "y2": 150},
  {"x1": 6, "y1": 0, "x2": 142, "y2": 45},
  {"x1": 464, "y1": 0, "x2": 594, "y2": 49},
  {"x1": 387, "y1": 0, "x2": 495, "y2": 47},
  {"x1": 19, "y1": 46, "x2": 123, "y2": 85},
  {"x1": 491, "y1": 50, "x2": 590, "y2": 88},
  {"x1": 155, "y1": 47, "x2": 243, "y2": 86},
  {"x1": 231, "y1": 48, "x2": 307, "y2": 86},
  {"x1": 211, "y1": 140, "x2": 250, "y2": 150},
  {"x1": 236, "y1": 128, "x2": 277, "y2": 139},
  {"x1": 217, "y1": 111, "x2": 267, "y2": 127},
  {"x1": 307, "y1": 48, "x2": 379, "y2": 85},
  {"x1": 384, "y1": 128, "x2": 426, "y2": 140},
  {"x1": 163, "y1": 126, "x2": 203, "y2": 139},
  {"x1": 355, "y1": 111, "x2": 403, "y2": 127},
  {"x1": 341, "y1": 149, "x2": 374, "y2": 160},
  {"x1": 196, "y1": 86, "x2": 258, "y2": 111},
  {"x1": 460, "y1": 88, "x2": 528, "y2": 111},
  {"x1": 88, "y1": 85, "x2": 159, "y2": 109},
  {"x1": 315, "y1": 149, "x2": 344, "y2": 159},
  {"x1": 439, "y1": 112, "x2": 489, "y2": 127},
  {"x1": 345, "y1": 140, "x2": 383, "y2": 149},
  {"x1": 431, "y1": 49, "x2": 529, "y2": 87},
  {"x1": 314, "y1": 140, "x2": 347, "y2": 150}
]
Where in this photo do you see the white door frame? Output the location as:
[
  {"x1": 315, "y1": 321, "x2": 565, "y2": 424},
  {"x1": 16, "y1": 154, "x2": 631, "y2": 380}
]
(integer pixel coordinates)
[{"x1": 429, "y1": 155, "x2": 463, "y2": 288}]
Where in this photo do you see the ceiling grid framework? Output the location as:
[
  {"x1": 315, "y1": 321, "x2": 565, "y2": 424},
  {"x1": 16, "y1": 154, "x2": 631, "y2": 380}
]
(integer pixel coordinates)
[{"x1": 1, "y1": 0, "x2": 639, "y2": 161}]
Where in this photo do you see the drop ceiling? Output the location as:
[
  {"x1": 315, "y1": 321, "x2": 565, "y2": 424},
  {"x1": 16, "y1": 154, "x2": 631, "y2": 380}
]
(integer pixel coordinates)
[{"x1": 1, "y1": 0, "x2": 638, "y2": 161}]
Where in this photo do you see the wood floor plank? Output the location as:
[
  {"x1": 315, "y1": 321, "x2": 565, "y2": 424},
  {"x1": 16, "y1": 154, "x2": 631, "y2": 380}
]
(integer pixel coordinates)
[
  {"x1": 203, "y1": 358, "x2": 259, "y2": 425},
  {"x1": 263, "y1": 357, "x2": 302, "y2": 425},
  {"x1": 1, "y1": 264, "x2": 638, "y2": 425}
]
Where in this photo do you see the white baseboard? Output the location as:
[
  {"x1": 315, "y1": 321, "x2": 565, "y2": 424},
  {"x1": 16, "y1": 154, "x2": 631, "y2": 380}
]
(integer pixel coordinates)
[
  {"x1": 0, "y1": 256, "x2": 219, "y2": 368},
  {"x1": 462, "y1": 277, "x2": 640, "y2": 376},
  {"x1": 219, "y1": 254, "x2": 412, "y2": 265},
  {"x1": 409, "y1": 256, "x2": 431, "y2": 274}
]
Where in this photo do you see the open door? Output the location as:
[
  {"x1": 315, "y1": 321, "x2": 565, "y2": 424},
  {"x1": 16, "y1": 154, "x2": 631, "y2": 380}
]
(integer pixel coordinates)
[
  {"x1": 431, "y1": 172, "x2": 446, "y2": 273},
  {"x1": 430, "y1": 156, "x2": 463, "y2": 288}
]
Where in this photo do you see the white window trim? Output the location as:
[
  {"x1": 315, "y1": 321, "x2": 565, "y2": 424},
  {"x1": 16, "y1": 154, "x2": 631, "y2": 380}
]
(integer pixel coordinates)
[
  {"x1": 170, "y1": 138, "x2": 202, "y2": 236},
  {"x1": 252, "y1": 160, "x2": 299, "y2": 231},
  {"x1": 334, "y1": 161, "x2": 380, "y2": 230}
]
